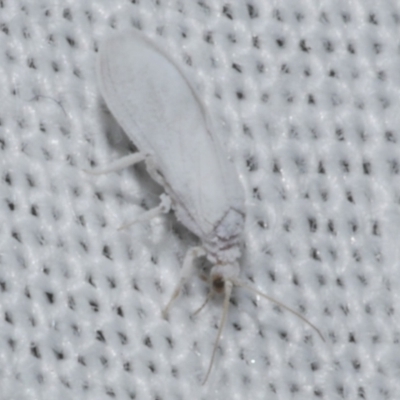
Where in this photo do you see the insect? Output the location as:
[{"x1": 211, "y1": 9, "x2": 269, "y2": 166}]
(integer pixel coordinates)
[{"x1": 91, "y1": 29, "x2": 324, "y2": 383}]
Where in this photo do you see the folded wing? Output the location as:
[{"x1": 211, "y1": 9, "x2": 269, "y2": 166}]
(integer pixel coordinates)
[{"x1": 97, "y1": 30, "x2": 244, "y2": 239}]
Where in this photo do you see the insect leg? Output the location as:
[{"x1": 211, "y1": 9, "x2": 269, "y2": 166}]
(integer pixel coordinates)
[
  {"x1": 192, "y1": 290, "x2": 214, "y2": 316},
  {"x1": 162, "y1": 246, "x2": 206, "y2": 319},
  {"x1": 85, "y1": 152, "x2": 146, "y2": 174},
  {"x1": 118, "y1": 194, "x2": 171, "y2": 230}
]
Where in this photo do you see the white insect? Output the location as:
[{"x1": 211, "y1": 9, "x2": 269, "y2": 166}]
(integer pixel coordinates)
[{"x1": 92, "y1": 29, "x2": 324, "y2": 383}]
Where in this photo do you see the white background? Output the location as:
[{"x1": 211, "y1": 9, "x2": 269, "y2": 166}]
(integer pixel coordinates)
[{"x1": 0, "y1": 1, "x2": 400, "y2": 399}]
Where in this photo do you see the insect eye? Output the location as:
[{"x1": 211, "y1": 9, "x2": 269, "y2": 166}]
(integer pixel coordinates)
[{"x1": 212, "y1": 276, "x2": 225, "y2": 293}]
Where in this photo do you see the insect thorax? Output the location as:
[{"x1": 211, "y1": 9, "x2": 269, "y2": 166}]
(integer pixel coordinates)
[{"x1": 203, "y1": 208, "x2": 244, "y2": 265}]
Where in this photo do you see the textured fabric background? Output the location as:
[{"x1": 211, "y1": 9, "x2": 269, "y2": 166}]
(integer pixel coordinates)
[{"x1": 1, "y1": 1, "x2": 400, "y2": 399}]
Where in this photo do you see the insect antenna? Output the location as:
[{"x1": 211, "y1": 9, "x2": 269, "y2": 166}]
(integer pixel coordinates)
[
  {"x1": 202, "y1": 280, "x2": 233, "y2": 385},
  {"x1": 232, "y1": 279, "x2": 325, "y2": 342}
]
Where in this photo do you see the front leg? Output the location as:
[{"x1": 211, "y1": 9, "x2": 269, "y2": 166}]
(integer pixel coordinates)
[{"x1": 162, "y1": 246, "x2": 207, "y2": 319}]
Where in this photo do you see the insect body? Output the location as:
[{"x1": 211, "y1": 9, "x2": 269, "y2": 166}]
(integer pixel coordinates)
[{"x1": 94, "y1": 29, "x2": 323, "y2": 383}]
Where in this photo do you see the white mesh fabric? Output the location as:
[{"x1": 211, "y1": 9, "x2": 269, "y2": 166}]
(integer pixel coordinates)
[{"x1": 1, "y1": 1, "x2": 400, "y2": 399}]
